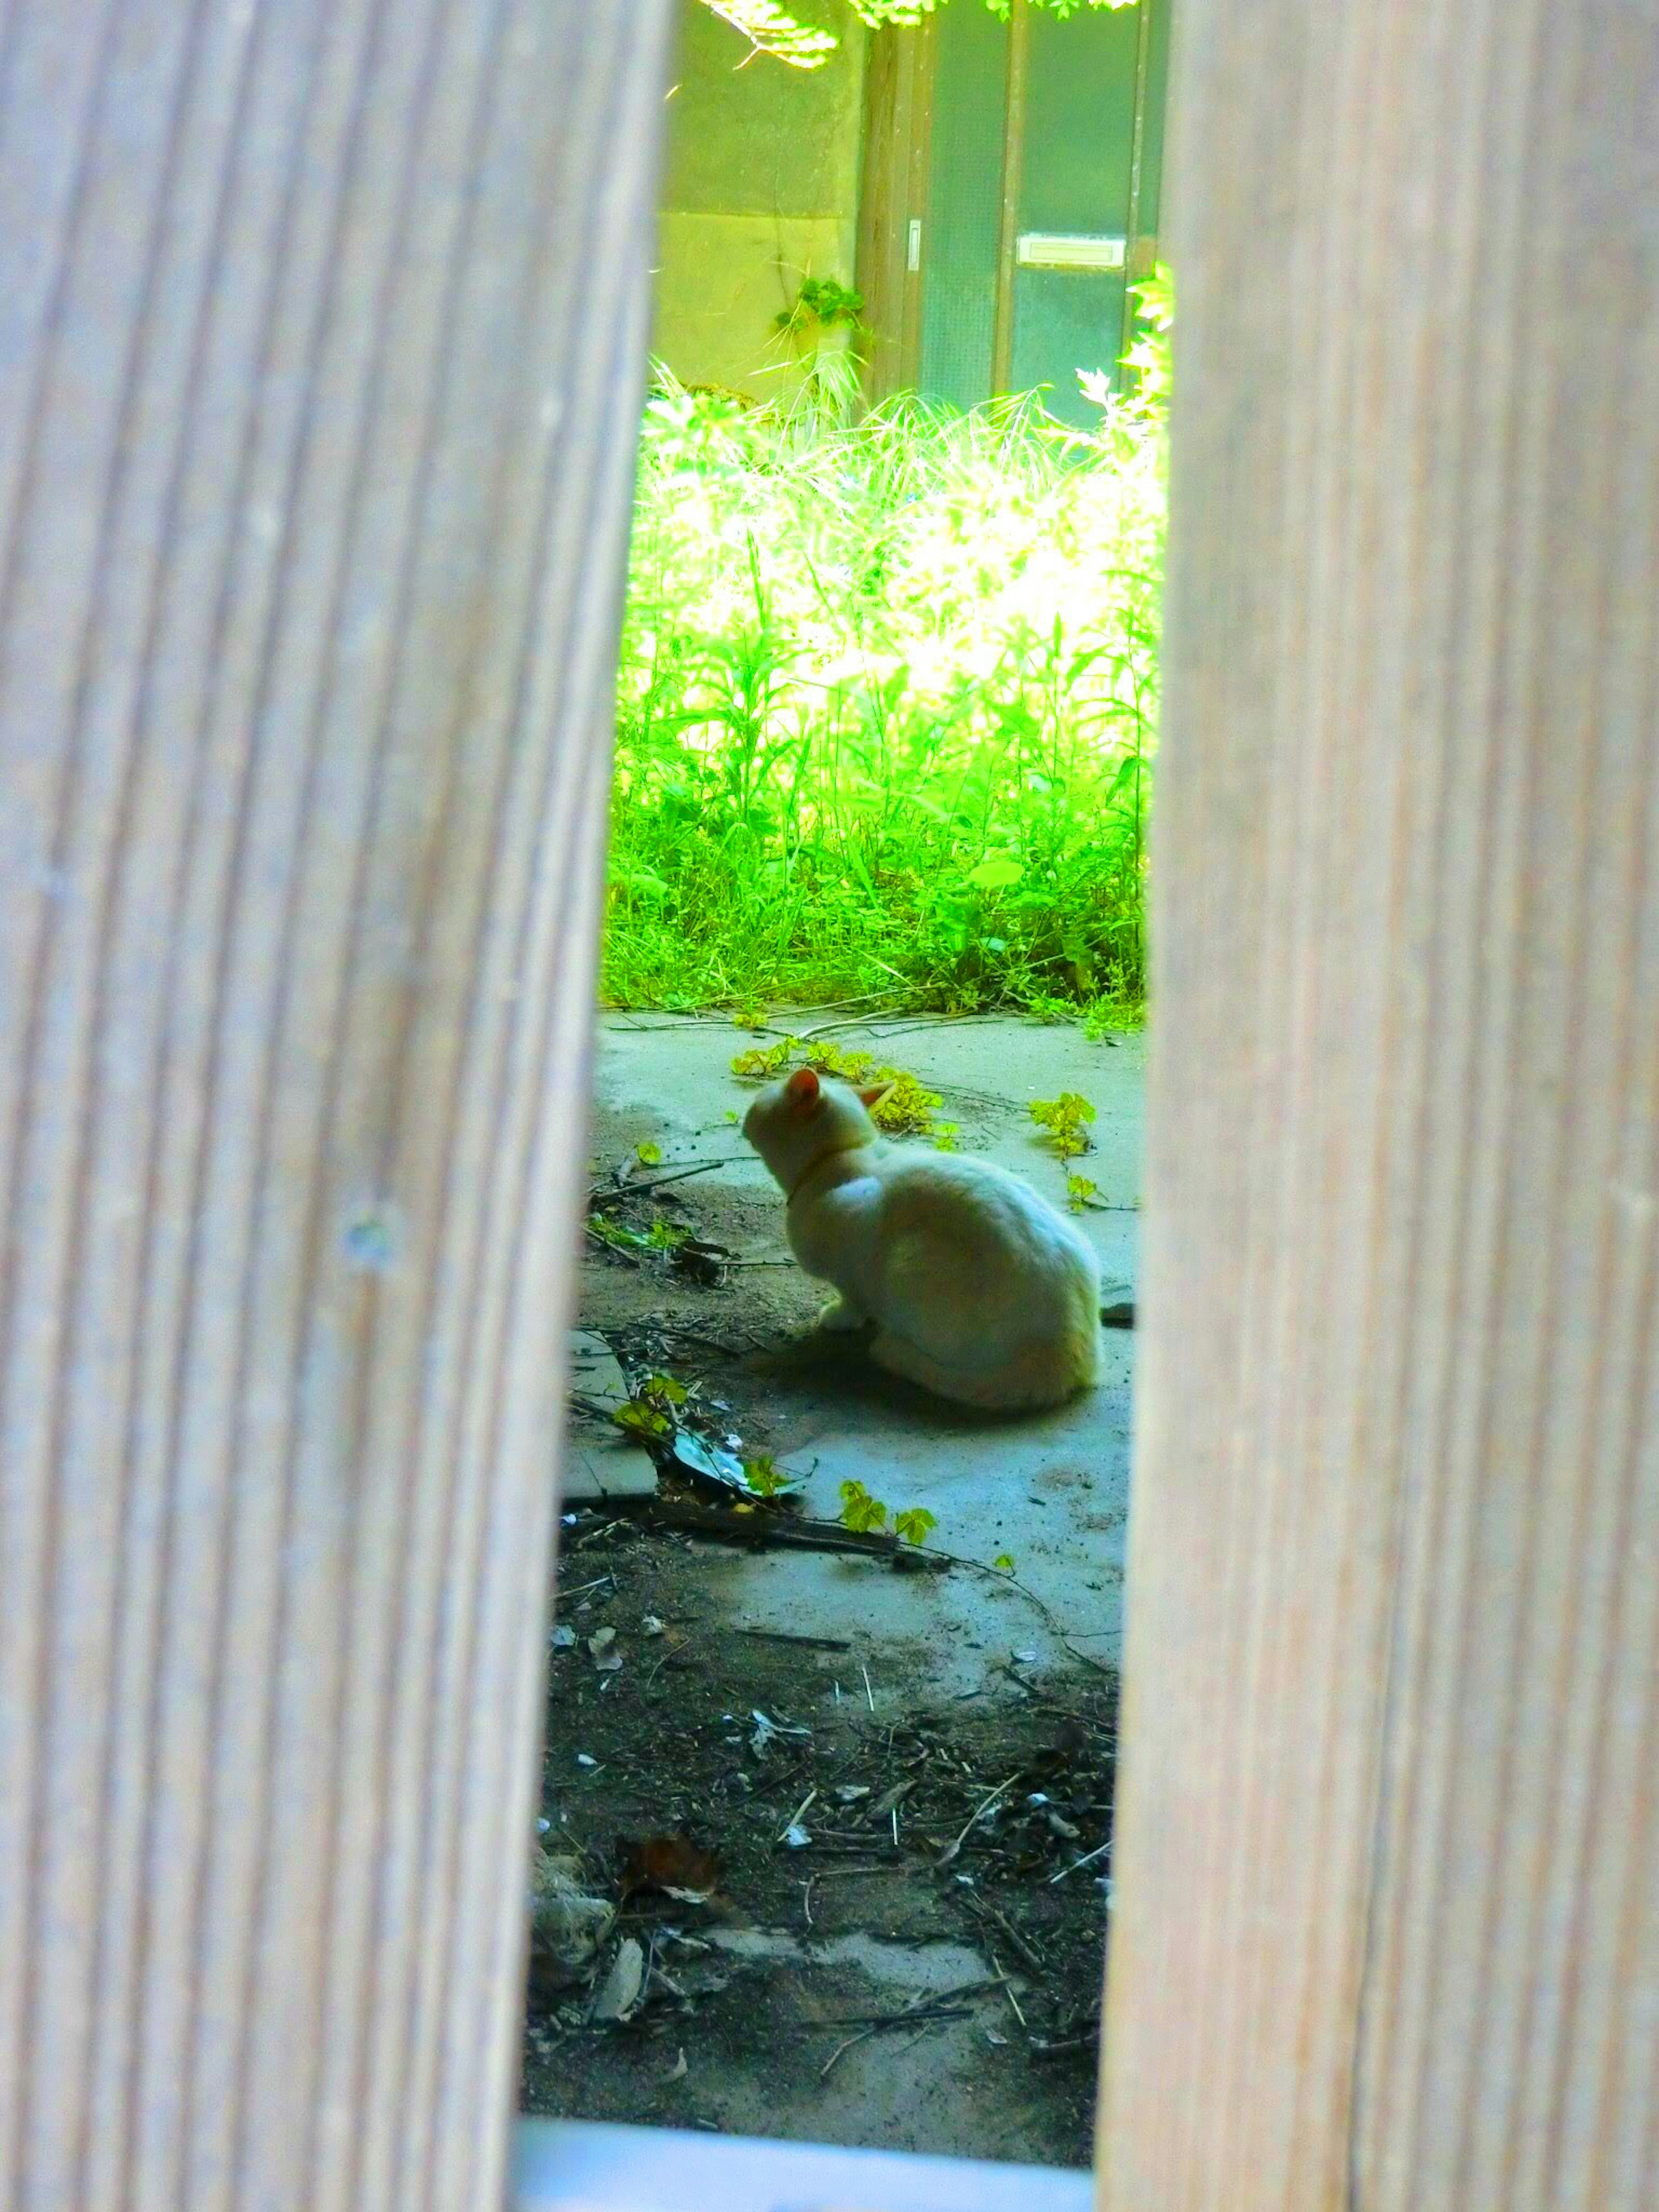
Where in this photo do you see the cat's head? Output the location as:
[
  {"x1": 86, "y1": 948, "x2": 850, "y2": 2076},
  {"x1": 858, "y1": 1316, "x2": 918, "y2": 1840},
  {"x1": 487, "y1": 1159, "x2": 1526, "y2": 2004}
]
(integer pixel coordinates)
[{"x1": 741, "y1": 1065, "x2": 891, "y2": 1194}]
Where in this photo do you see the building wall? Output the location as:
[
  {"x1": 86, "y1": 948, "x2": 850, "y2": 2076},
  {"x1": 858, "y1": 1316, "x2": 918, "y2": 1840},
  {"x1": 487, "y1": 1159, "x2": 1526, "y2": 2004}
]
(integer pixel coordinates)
[{"x1": 652, "y1": 0, "x2": 867, "y2": 401}]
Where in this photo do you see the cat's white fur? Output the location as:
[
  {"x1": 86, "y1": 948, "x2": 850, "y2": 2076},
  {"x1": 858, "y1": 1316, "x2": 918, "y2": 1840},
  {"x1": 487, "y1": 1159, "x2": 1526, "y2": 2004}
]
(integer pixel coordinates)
[{"x1": 742, "y1": 1065, "x2": 1101, "y2": 1410}]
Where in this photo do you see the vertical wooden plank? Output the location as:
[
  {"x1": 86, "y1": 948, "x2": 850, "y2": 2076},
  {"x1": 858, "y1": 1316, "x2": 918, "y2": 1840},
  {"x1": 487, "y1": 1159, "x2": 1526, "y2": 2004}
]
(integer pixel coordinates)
[
  {"x1": 857, "y1": 21, "x2": 934, "y2": 401},
  {"x1": 896, "y1": 17, "x2": 938, "y2": 392},
  {"x1": 989, "y1": 0, "x2": 1030, "y2": 395},
  {"x1": 0, "y1": 3, "x2": 673, "y2": 2210},
  {"x1": 856, "y1": 24, "x2": 903, "y2": 400},
  {"x1": 1116, "y1": 0, "x2": 1157, "y2": 361},
  {"x1": 1099, "y1": 0, "x2": 1659, "y2": 2209}
]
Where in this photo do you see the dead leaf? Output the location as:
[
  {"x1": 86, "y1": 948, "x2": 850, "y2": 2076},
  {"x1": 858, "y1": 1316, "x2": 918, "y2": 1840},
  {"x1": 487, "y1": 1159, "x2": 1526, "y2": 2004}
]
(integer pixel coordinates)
[
  {"x1": 868, "y1": 1777, "x2": 916, "y2": 1820},
  {"x1": 618, "y1": 1834, "x2": 721, "y2": 1901},
  {"x1": 591, "y1": 1936, "x2": 645, "y2": 2022},
  {"x1": 528, "y1": 1851, "x2": 614, "y2": 1992}
]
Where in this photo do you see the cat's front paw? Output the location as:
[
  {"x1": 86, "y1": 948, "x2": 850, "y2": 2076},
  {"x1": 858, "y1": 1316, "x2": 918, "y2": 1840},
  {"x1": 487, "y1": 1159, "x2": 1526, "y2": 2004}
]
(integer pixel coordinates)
[{"x1": 817, "y1": 1295, "x2": 866, "y2": 1334}]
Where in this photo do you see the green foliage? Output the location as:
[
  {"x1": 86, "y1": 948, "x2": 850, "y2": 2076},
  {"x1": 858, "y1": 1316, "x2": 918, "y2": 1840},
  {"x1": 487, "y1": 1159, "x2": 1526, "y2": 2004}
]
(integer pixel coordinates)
[
  {"x1": 839, "y1": 1479, "x2": 889, "y2": 1534},
  {"x1": 1090, "y1": 262, "x2": 1173, "y2": 423},
  {"x1": 772, "y1": 278, "x2": 872, "y2": 416},
  {"x1": 838, "y1": 1480, "x2": 936, "y2": 1543},
  {"x1": 775, "y1": 276, "x2": 869, "y2": 350},
  {"x1": 743, "y1": 1453, "x2": 798, "y2": 1497},
  {"x1": 607, "y1": 372, "x2": 1162, "y2": 1021},
  {"x1": 993, "y1": 1552, "x2": 1016, "y2": 1573},
  {"x1": 699, "y1": 0, "x2": 1136, "y2": 69},
  {"x1": 612, "y1": 1371, "x2": 690, "y2": 1440},
  {"x1": 730, "y1": 1035, "x2": 944, "y2": 1135},
  {"x1": 1029, "y1": 1091, "x2": 1097, "y2": 1162},
  {"x1": 698, "y1": 0, "x2": 838, "y2": 66},
  {"x1": 1065, "y1": 1173, "x2": 1098, "y2": 1212},
  {"x1": 635, "y1": 1140, "x2": 663, "y2": 1165},
  {"x1": 591, "y1": 1212, "x2": 692, "y2": 1256}
]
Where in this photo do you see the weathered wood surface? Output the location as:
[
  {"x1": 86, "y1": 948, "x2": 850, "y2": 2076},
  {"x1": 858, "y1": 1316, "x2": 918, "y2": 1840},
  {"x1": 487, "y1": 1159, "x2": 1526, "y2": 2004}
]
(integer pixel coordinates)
[
  {"x1": 989, "y1": 0, "x2": 1030, "y2": 397},
  {"x1": 0, "y1": 3, "x2": 672, "y2": 2208},
  {"x1": 857, "y1": 19, "x2": 935, "y2": 401},
  {"x1": 1099, "y1": 3, "x2": 1659, "y2": 2208}
]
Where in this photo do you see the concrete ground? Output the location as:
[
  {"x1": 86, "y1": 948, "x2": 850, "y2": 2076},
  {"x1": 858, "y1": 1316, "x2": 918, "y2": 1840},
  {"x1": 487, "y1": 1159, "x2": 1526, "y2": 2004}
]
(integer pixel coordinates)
[
  {"x1": 575, "y1": 1013, "x2": 1144, "y2": 1691},
  {"x1": 539, "y1": 1012, "x2": 1144, "y2": 2166}
]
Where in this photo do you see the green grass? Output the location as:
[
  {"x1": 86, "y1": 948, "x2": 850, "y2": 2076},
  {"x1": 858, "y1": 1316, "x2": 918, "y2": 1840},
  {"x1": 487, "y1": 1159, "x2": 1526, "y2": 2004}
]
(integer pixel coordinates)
[{"x1": 602, "y1": 347, "x2": 1165, "y2": 1024}]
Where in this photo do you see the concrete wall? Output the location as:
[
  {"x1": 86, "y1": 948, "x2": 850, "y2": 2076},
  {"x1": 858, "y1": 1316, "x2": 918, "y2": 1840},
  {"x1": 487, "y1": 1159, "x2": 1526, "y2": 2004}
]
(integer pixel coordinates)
[{"x1": 652, "y1": 0, "x2": 867, "y2": 400}]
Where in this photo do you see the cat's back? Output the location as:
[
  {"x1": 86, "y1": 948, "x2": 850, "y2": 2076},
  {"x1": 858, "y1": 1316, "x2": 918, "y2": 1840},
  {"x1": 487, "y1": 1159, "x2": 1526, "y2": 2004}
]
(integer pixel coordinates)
[{"x1": 874, "y1": 1144, "x2": 1096, "y2": 1275}]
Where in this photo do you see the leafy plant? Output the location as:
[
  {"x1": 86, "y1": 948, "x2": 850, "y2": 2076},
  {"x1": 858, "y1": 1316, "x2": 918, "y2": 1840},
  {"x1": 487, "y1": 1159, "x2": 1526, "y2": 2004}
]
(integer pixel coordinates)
[
  {"x1": 610, "y1": 369, "x2": 1161, "y2": 1023},
  {"x1": 612, "y1": 1372, "x2": 689, "y2": 1440},
  {"x1": 1065, "y1": 1173, "x2": 1098, "y2": 1212},
  {"x1": 744, "y1": 1453, "x2": 798, "y2": 1498},
  {"x1": 731, "y1": 1036, "x2": 946, "y2": 1137},
  {"x1": 1029, "y1": 1091, "x2": 1097, "y2": 1162},
  {"x1": 775, "y1": 275, "x2": 869, "y2": 354},
  {"x1": 590, "y1": 1213, "x2": 691, "y2": 1256},
  {"x1": 839, "y1": 1479, "x2": 889, "y2": 1534},
  {"x1": 1122, "y1": 262, "x2": 1174, "y2": 421},
  {"x1": 839, "y1": 1480, "x2": 936, "y2": 1544},
  {"x1": 697, "y1": 0, "x2": 838, "y2": 65},
  {"x1": 698, "y1": 0, "x2": 1136, "y2": 70}
]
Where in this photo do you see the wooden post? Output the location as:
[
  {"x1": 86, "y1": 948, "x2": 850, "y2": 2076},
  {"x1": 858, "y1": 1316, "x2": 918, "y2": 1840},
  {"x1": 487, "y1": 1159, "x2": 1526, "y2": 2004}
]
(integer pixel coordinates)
[
  {"x1": 989, "y1": 0, "x2": 1031, "y2": 396},
  {"x1": 1098, "y1": 2, "x2": 1659, "y2": 2209},
  {"x1": 857, "y1": 20, "x2": 936, "y2": 402},
  {"x1": 1116, "y1": 0, "x2": 1157, "y2": 365},
  {"x1": 0, "y1": 4, "x2": 672, "y2": 2209}
]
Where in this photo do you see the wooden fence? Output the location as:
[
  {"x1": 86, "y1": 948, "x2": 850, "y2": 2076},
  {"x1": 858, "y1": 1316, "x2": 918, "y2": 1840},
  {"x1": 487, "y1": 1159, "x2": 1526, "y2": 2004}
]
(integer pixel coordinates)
[{"x1": 1, "y1": 1, "x2": 1654, "y2": 2209}]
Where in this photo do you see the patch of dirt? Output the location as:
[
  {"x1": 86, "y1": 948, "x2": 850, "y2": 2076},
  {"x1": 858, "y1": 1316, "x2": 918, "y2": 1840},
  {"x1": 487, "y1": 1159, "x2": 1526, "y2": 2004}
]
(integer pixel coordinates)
[
  {"x1": 579, "y1": 1160, "x2": 817, "y2": 1349},
  {"x1": 521, "y1": 1516, "x2": 1115, "y2": 2165},
  {"x1": 524, "y1": 1093, "x2": 1117, "y2": 2165}
]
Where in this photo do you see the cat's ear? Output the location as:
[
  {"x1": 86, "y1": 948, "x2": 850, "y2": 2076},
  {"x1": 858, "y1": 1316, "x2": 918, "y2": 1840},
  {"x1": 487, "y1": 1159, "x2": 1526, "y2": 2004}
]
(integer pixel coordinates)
[
  {"x1": 785, "y1": 1065, "x2": 821, "y2": 1113},
  {"x1": 858, "y1": 1081, "x2": 896, "y2": 1114}
]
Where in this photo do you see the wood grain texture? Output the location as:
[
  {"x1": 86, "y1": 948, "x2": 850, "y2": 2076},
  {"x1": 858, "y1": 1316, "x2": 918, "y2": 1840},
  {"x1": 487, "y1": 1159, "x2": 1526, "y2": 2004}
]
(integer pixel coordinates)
[
  {"x1": 0, "y1": 3, "x2": 672, "y2": 2209},
  {"x1": 856, "y1": 20, "x2": 934, "y2": 401},
  {"x1": 988, "y1": 0, "x2": 1029, "y2": 397},
  {"x1": 1098, "y1": 2, "x2": 1659, "y2": 2209}
]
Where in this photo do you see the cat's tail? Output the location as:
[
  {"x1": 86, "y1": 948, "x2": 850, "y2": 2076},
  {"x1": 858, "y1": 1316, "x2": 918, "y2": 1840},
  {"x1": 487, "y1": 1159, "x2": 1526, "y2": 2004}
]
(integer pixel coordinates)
[{"x1": 870, "y1": 1316, "x2": 1100, "y2": 1411}]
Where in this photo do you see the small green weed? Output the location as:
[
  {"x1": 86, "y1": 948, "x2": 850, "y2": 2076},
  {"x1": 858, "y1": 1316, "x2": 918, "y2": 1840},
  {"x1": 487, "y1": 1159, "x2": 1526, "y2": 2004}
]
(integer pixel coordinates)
[
  {"x1": 610, "y1": 1372, "x2": 688, "y2": 1440},
  {"x1": 591, "y1": 1214, "x2": 691, "y2": 1256},
  {"x1": 731, "y1": 1036, "x2": 944, "y2": 1138},
  {"x1": 743, "y1": 1453, "x2": 798, "y2": 1499},
  {"x1": 838, "y1": 1479, "x2": 936, "y2": 1546},
  {"x1": 1029, "y1": 1091, "x2": 1097, "y2": 1162}
]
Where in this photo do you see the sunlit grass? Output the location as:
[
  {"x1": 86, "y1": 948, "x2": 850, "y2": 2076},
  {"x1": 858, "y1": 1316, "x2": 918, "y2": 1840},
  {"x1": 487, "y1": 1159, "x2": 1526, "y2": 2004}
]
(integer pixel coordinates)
[{"x1": 603, "y1": 356, "x2": 1165, "y2": 1025}]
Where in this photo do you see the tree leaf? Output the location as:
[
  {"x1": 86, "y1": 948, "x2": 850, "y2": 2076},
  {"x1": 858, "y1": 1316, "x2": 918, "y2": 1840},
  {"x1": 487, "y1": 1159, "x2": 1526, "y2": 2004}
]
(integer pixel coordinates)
[{"x1": 966, "y1": 854, "x2": 1023, "y2": 891}]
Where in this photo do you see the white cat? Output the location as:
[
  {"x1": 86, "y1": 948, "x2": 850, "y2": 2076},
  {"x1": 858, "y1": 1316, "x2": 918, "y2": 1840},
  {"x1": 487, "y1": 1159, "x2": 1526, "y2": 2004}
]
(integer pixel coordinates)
[{"x1": 742, "y1": 1065, "x2": 1101, "y2": 1410}]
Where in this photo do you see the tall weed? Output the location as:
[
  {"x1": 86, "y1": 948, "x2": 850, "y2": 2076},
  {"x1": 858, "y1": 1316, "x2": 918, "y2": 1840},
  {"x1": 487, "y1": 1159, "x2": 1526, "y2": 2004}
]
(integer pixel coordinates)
[{"x1": 604, "y1": 356, "x2": 1164, "y2": 1019}]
